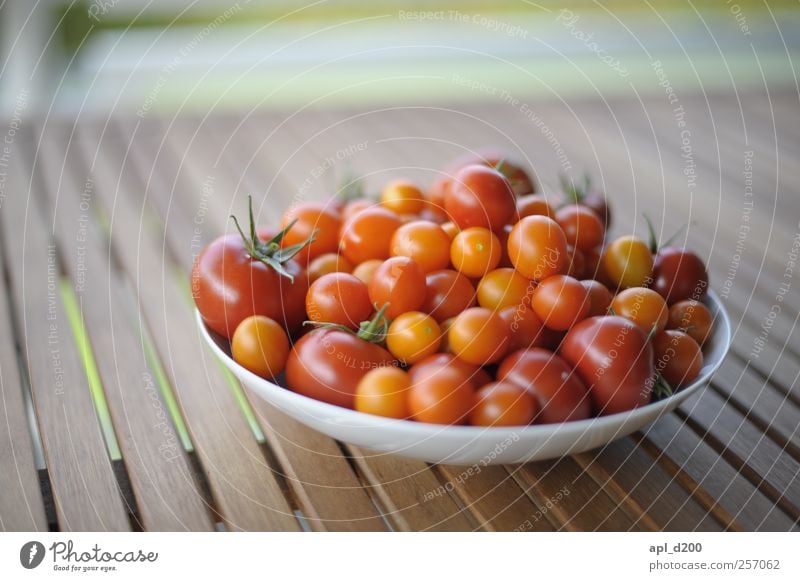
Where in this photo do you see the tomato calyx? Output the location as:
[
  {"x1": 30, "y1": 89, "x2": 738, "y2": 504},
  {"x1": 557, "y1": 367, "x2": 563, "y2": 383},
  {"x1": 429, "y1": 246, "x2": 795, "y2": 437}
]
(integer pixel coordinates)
[
  {"x1": 493, "y1": 158, "x2": 528, "y2": 193},
  {"x1": 337, "y1": 167, "x2": 370, "y2": 204},
  {"x1": 231, "y1": 195, "x2": 316, "y2": 282},
  {"x1": 643, "y1": 213, "x2": 687, "y2": 255},
  {"x1": 559, "y1": 173, "x2": 591, "y2": 206},
  {"x1": 652, "y1": 372, "x2": 674, "y2": 401},
  {"x1": 304, "y1": 303, "x2": 391, "y2": 344}
]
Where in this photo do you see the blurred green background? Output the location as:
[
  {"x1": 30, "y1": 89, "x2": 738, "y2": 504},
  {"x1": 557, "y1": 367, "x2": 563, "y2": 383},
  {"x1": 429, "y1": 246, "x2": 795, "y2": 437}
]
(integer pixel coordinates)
[{"x1": 2, "y1": 0, "x2": 798, "y2": 113}]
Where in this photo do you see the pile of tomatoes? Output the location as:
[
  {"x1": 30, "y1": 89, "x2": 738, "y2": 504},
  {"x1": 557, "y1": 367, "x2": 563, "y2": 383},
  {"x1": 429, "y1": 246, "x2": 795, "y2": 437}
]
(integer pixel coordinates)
[{"x1": 193, "y1": 148, "x2": 714, "y2": 427}]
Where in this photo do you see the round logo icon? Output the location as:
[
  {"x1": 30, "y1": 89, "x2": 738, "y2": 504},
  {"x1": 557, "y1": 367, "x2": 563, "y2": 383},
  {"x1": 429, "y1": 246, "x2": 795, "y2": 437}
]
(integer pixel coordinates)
[{"x1": 20, "y1": 541, "x2": 46, "y2": 569}]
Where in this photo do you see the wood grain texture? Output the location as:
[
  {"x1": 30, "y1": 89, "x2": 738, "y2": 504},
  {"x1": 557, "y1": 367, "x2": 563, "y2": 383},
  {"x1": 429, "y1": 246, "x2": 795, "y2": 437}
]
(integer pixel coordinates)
[{"x1": 0, "y1": 128, "x2": 130, "y2": 531}]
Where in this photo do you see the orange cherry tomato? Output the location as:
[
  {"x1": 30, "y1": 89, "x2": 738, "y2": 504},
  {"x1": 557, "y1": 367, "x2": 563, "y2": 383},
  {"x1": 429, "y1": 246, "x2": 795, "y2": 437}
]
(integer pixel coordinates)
[
  {"x1": 507, "y1": 216, "x2": 568, "y2": 281},
  {"x1": 390, "y1": 221, "x2": 451, "y2": 273},
  {"x1": 498, "y1": 305, "x2": 546, "y2": 352},
  {"x1": 470, "y1": 381, "x2": 538, "y2": 427},
  {"x1": 386, "y1": 312, "x2": 442, "y2": 364},
  {"x1": 555, "y1": 204, "x2": 605, "y2": 251},
  {"x1": 340, "y1": 207, "x2": 402, "y2": 264},
  {"x1": 450, "y1": 227, "x2": 502, "y2": 278},
  {"x1": 408, "y1": 353, "x2": 491, "y2": 389},
  {"x1": 667, "y1": 299, "x2": 714, "y2": 345},
  {"x1": 653, "y1": 330, "x2": 703, "y2": 388},
  {"x1": 368, "y1": 256, "x2": 427, "y2": 319},
  {"x1": 602, "y1": 235, "x2": 653, "y2": 289},
  {"x1": 421, "y1": 269, "x2": 477, "y2": 322},
  {"x1": 477, "y1": 268, "x2": 532, "y2": 311},
  {"x1": 352, "y1": 259, "x2": 383, "y2": 285},
  {"x1": 448, "y1": 307, "x2": 509, "y2": 365},
  {"x1": 341, "y1": 198, "x2": 376, "y2": 222},
  {"x1": 581, "y1": 279, "x2": 613, "y2": 317},
  {"x1": 281, "y1": 202, "x2": 342, "y2": 263},
  {"x1": 307, "y1": 252, "x2": 354, "y2": 283},
  {"x1": 306, "y1": 272, "x2": 372, "y2": 329},
  {"x1": 231, "y1": 315, "x2": 290, "y2": 379},
  {"x1": 355, "y1": 367, "x2": 410, "y2": 419},
  {"x1": 515, "y1": 194, "x2": 555, "y2": 221},
  {"x1": 611, "y1": 287, "x2": 668, "y2": 334},
  {"x1": 441, "y1": 221, "x2": 460, "y2": 240},
  {"x1": 408, "y1": 364, "x2": 474, "y2": 425},
  {"x1": 381, "y1": 180, "x2": 425, "y2": 215},
  {"x1": 445, "y1": 164, "x2": 516, "y2": 231},
  {"x1": 532, "y1": 274, "x2": 590, "y2": 331}
]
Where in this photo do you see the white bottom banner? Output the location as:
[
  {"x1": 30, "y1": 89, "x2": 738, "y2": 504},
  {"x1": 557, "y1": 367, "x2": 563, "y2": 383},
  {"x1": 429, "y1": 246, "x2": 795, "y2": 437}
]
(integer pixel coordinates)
[{"x1": 0, "y1": 532, "x2": 796, "y2": 579}]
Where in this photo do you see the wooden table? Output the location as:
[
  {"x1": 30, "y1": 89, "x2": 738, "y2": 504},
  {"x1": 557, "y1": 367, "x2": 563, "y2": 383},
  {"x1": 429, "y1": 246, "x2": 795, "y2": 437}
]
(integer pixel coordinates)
[{"x1": 1, "y1": 91, "x2": 798, "y2": 532}]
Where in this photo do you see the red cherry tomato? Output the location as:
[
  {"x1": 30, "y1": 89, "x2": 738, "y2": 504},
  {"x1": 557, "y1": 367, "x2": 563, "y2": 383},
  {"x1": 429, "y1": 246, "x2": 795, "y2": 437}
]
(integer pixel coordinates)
[
  {"x1": 444, "y1": 164, "x2": 515, "y2": 231},
  {"x1": 408, "y1": 353, "x2": 491, "y2": 389},
  {"x1": 516, "y1": 194, "x2": 555, "y2": 221},
  {"x1": 193, "y1": 233, "x2": 307, "y2": 337},
  {"x1": 421, "y1": 269, "x2": 477, "y2": 322},
  {"x1": 286, "y1": 328, "x2": 396, "y2": 409},
  {"x1": 306, "y1": 273, "x2": 372, "y2": 329},
  {"x1": 446, "y1": 148, "x2": 535, "y2": 196},
  {"x1": 448, "y1": 307, "x2": 510, "y2": 365},
  {"x1": 653, "y1": 330, "x2": 703, "y2": 388},
  {"x1": 390, "y1": 221, "x2": 451, "y2": 273},
  {"x1": 555, "y1": 205, "x2": 605, "y2": 251},
  {"x1": 497, "y1": 348, "x2": 592, "y2": 423},
  {"x1": 531, "y1": 274, "x2": 590, "y2": 331},
  {"x1": 368, "y1": 256, "x2": 427, "y2": 319},
  {"x1": 470, "y1": 382, "x2": 538, "y2": 427},
  {"x1": 651, "y1": 247, "x2": 709, "y2": 304},
  {"x1": 341, "y1": 198, "x2": 375, "y2": 222},
  {"x1": 507, "y1": 216, "x2": 568, "y2": 281},
  {"x1": 667, "y1": 300, "x2": 714, "y2": 345},
  {"x1": 340, "y1": 207, "x2": 402, "y2": 264},
  {"x1": 498, "y1": 305, "x2": 547, "y2": 352},
  {"x1": 407, "y1": 364, "x2": 474, "y2": 425},
  {"x1": 560, "y1": 316, "x2": 655, "y2": 415},
  {"x1": 281, "y1": 202, "x2": 342, "y2": 263},
  {"x1": 581, "y1": 280, "x2": 613, "y2": 317}
]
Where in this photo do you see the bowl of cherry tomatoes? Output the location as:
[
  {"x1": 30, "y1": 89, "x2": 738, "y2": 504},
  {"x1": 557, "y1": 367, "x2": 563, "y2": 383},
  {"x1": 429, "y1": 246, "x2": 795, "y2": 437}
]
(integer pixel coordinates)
[{"x1": 193, "y1": 149, "x2": 731, "y2": 465}]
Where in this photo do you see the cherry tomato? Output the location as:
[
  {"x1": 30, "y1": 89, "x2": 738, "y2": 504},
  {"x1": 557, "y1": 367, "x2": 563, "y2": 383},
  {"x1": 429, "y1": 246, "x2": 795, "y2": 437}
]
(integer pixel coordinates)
[
  {"x1": 477, "y1": 268, "x2": 532, "y2": 311},
  {"x1": 516, "y1": 194, "x2": 555, "y2": 221},
  {"x1": 386, "y1": 312, "x2": 441, "y2": 364},
  {"x1": 495, "y1": 224, "x2": 514, "y2": 268},
  {"x1": 407, "y1": 364, "x2": 474, "y2": 425},
  {"x1": 286, "y1": 327, "x2": 396, "y2": 409},
  {"x1": 555, "y1": 205, "x2": 605, "y2": 251},
  {"x1": 602, "y1": 235, "x2": 653, "y2": 289},
  {"x1": 450, "y1": 227, "x2": 502, "y2": 278},
  {"x1": 583, "y1": 247, "x2": 602, "y2": 280},
  {"x1": 448, "y1": 307, "x2": 509, "y2": 365},
  {"x1": 421, "y1": 269, "x2": 476, "y2": 322},
  {"x1": 507, "y1": 216, "x2": 568, "y2": 281},
  {"x1": 653, "y1": 330, "x2": 703, "y2": 388},
  {"x1": 581, "y1": 280, "x2": 613, "y2": 317},
  {"x1": 231, "y1": 315, "x2": 290, "y2": 379},
  {"x1": 531, "y1": 274, "x2": 590, "y2": 331},
  {"x1": 390, "y1": 221, "x2": 451, "y2": 272},
  {"x1": 498, "y1": 305, "x2": 547, "y2": 352},
  {"x1": 341, "y1": 198, "x2": 375, "y2": 222},
  {"x1": 651, "y1": 247, "x2": 709, "y2": 304},
  {"x1": 560, "y1": 316, "x2": 655, "y2": 415},
  {"x1": 470, "y1": 382, "x2": 538, "y2": 426},
  {"x1": 408, "y1": 353, "x2": 491, "y2": 389},
  {"x1": 445, "y1": 164, "x2": 515, "y2": 231},
  {"x1": 561, "y1": 177, "x2": 611, "y2": 227},
  {"x1": 340, "y1": 207, "x2": 402, "y2": 264},
  {"x1": 355, "y1": 367, "x2": 410, "y2": 419},
  {"x1": 566, "y1": 245, "x2": 587, "y2": 279},
  {"x1": 306, "y1": 273, "x2": 372, "y2": 329},
  {"x1": 610, "y1": 287, "x2": 668, "y2": 334},
  {"x1": 447, "y1": 148, "x2": 535, "y2": 196},
  {"x1": 441, "y1": 221, "x2": 460, "y2": 240},
  {"x1": 381, "y1": 180, "x2": 425, "y2": 214},
  {"x1": 193, "y1": 233, "x2": 308, "y2": 337},
  {"x1": 352, "y1": 259, "x2": 383, "y2": 285},
  {"x1": 497, "y1": 348, "x2": 591, "y2": 423},
  {"x1": 427, "y1": 176, "x2": 450, "y2": 211},
  {"x1": 668, "y1": 299, "x2": 714, "y2": 345},
  {"x1": 281, "y1": 202, "x2": 342, "y2": 263},
  {"x1": 368, "y1": 256, "x2": 427, "y2": 319},
  {"x1": 307, "y1": 252, "x2": 354, "y2": 283}
]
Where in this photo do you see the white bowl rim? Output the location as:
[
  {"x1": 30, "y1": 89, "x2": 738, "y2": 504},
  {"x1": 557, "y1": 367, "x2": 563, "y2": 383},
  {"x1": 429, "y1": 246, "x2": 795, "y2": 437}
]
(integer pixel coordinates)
[{"x1": 197, "y1": 290, "x2": 731, "y2": 438}]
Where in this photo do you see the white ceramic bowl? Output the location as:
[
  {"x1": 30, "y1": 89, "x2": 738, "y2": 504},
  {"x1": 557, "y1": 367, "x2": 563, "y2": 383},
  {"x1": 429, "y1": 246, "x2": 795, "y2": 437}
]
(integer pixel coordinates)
[{"x1": 197, "y1": 291, "x2": 731, "y2": 465}]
